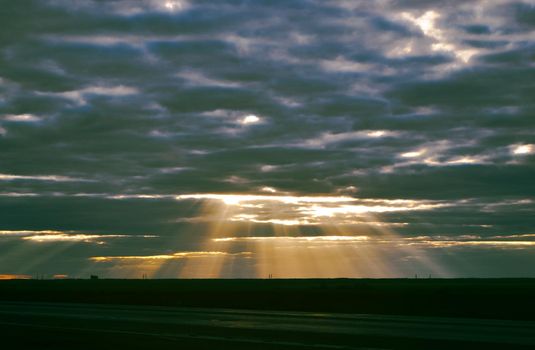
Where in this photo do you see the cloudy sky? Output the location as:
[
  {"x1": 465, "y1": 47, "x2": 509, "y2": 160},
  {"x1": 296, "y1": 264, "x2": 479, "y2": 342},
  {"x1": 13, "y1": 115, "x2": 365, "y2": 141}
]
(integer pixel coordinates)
[{"x1": 1, "y1": 0, "x2": 534, "y2": 279}]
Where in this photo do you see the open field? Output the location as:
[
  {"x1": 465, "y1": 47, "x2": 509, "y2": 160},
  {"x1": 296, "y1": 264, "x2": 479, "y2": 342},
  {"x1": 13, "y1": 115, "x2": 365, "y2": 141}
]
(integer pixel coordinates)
[
  {"x1": 1, "y1": 301, "x2": 535, "y2": 349},
  {"x1": 2, "y1": 279, "x2": 535, "y2": 349},
  {"x1": 1, "y1": 278, "x2": 535, "y2": 320}
]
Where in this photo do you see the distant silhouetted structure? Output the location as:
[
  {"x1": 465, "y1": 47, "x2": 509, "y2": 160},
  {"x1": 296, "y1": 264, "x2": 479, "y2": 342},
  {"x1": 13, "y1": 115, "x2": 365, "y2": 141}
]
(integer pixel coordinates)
[{"x1": 90, "y1": 275, "x2": 99, "y2": 280}]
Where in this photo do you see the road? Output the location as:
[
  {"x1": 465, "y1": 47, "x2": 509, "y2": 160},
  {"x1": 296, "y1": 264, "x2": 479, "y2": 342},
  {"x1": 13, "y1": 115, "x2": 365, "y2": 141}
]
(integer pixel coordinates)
[{"x1": 0, "y1": 301, "x2": 534, "y2": 349}]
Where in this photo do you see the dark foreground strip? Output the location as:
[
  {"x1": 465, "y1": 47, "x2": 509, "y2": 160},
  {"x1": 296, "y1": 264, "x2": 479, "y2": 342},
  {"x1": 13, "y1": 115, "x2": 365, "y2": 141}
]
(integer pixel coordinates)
[
  {"x1": 1, "y1": 302, "x2": 534, "y2": 349},
  {"x1": 0, "y1": 320, "x2": 381, "y2": 350}
]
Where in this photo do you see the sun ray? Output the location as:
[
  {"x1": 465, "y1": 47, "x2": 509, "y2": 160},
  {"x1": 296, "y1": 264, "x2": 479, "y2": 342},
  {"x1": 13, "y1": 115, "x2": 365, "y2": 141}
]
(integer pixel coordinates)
[{"x1": 88, "y1": 193, "x2": 449, "y2": 278}]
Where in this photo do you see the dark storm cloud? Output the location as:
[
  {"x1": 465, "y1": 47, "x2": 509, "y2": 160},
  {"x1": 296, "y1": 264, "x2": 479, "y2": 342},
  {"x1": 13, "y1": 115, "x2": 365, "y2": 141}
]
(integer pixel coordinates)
[{"x1": 1, "y1": 0, "x2": 534, "y2": 277}]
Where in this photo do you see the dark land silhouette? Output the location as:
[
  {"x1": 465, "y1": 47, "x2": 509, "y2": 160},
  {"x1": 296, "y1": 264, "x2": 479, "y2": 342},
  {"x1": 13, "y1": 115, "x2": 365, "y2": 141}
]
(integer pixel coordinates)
[{"x1": 1, "y1": 278, "x2": 535, "y2": 320}]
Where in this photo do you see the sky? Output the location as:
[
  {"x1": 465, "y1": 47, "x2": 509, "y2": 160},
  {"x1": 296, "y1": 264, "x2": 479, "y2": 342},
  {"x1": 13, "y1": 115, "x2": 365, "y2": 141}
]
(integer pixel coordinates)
[{"x1": 1, "y1": 0, "x2": 535, "y2": 279}]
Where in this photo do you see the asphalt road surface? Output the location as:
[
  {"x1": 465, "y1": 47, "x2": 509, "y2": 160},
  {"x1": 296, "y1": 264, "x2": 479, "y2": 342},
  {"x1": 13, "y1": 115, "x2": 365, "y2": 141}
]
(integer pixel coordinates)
[{"x1": 0, "y1": 301, "x2": 534, "y2": 349}]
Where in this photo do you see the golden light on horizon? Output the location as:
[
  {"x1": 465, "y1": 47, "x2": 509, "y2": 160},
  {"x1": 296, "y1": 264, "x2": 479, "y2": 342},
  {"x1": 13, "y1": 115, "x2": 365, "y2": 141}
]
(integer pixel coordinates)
[
  {"x1": 90, "y1": 251, "x2": 251, "y2": 262},
  {"x1": 82, "y1": 193, "x2": 456, "y2": 278},
  {"x1": 0, "y1": 274, "x2": 32, "y2": 280},
  {"x1": 159, "y1": 193, "x2": 450, "y2": 278},
  {"x1": 0, "y1": 230, "x2": 139, "y2": 279}
]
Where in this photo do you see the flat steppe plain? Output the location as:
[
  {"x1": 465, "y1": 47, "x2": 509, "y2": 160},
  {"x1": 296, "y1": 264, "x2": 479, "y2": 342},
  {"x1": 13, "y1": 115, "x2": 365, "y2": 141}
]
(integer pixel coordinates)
[
  {"x1": 1, "y1": 279, "x2": 535, "y2": 349},
  {"x1": 1, "y1": 278, "x2": 534, "y2": 319}
]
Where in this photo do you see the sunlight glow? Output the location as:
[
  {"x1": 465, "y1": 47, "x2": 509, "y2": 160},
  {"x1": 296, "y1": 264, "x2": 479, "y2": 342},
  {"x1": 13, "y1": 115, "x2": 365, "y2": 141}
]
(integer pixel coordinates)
[
  {"x1": 407, "y1": 10, "x2": 440, "y2": 37},
  {"x1": 214, "y1": 235, "x2": 535, "y2": 248},
  {"x1": 23, "y1": 233, "x2": 127, "y2": 243},
  {"x1": 162, "y1": 0, "x2": 188, "y2": 11},
  {"x1": 214, "y1": 236, "x2": 370, "y2": 242},
  {"x1": 0, "y1": 173, "x2": 85, "y2": 182},
  {"x1": 175, "y1": 193, "x2": 353, "y2": 205},
  {"x1": 0, "y1": 274, "x2": 32, "y2": 280},
  {"x1": 0, "y1": 230, "x2": 62, "y2": 236},
  {"x1": 91, "y1": 251, "x2": 251, "y2": 262},
  {"x1": 174, "y1": 193, "x2": 447, "y2": 226},
  {"x1": 86, "y1": 193, "x2": 455, "y2": 278},
  {"x1": 512, "y1": 144, "x2": 533, "y2": 155},
  {"x1": 415, "y1": 240, "x2": 535, "y2": 248},
  {"x1": 0, "y1": 230, "x2": 156, "y2": 244},
  {"x1": 402, "y1": 10, "x2": 477, "y2": 63},
  {"x1": 366, "y1": 130, "x2": 387, "y2": 137},
  {"x1": 442, "y1": 156, "x2": 480, "y2": 165},
  {"x1": 401, "y1": 150, "x2": 425, "y2": 158},
  {"x1": 240, "y1": 114, "x2": 260, "y2": 124},
  {"x1": 260, "y1": 186, "x2": 277, "y2": 193},
  {"x1": 3, "y1": 114, "x2": 40, "y2": 122}
]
